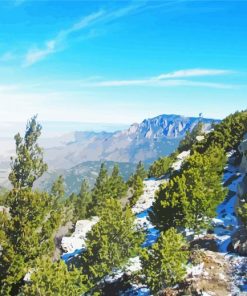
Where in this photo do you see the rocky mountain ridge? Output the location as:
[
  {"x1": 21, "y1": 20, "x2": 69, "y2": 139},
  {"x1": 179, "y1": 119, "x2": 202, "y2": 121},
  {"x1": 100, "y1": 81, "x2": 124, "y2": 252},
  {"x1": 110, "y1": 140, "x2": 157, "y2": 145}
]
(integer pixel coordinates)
[{"x1": 44, "y1": 114, "x2": 218, "y2": 170}]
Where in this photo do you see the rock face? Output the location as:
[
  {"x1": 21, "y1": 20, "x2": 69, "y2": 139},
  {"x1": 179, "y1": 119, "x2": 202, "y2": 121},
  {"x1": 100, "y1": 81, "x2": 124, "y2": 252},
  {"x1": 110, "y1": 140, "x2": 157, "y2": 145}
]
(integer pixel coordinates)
[
  {"x1": 61, "y1": 217, "x2": 99, "y2": 254},
  {"x1": 44, "y1": 114, "x2": 217, "y2": 169},
  {"x1": 238, "y1": 133, "x2": 247, "y2": 199},
  {"x1": 171, "y1": 150, "x2": 191, "y2": 171},
  {"x1": 234, "y1": 133, "x2": 247, "y2": 256},
  {"x1": 239, "y1": 133, "x2": 247, "y2": 174},
  {"x1": 232, "y1": 226, "x2": 247, "y2": 256}
]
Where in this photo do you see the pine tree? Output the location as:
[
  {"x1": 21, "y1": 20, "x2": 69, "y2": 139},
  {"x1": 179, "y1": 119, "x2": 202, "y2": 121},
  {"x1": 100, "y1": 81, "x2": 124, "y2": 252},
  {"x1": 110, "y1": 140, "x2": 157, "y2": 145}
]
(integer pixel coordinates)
[
  {"x1": 238, "y1": 202, "x2": 247, "y2": 227},
  {"x1": 127, "y1": 161, "x2": 146, "y2": 206},
  {"x1": 89, "y1": 163, "x2": 110, "y2": 215},
  {"x1": 0, "y1": 190, "x2": 61, "y2": 295},
  {"x1": 81, "y1": 198, "x2": 143, "y2": 284},
  {"x1": 21, "y1": 257, "x2": 89, "y2": 296},
  {"x1": 0, "y1": 117, "x2": 61, "y2": 295},
  {"x1": 149, "y1": 175, "x2": 188, "y2": 230},
  {"x1": 74, "y1": 179, "x2": 92, "y2": 220},
  {"x1": 178, "y1": 121, "x2": 204, "y2": 152},
  {"x1": 141, "y1": 228, "x2": 189, "y2": 294},
  {"x1": 150, "y1": 146, "x2": 227, "y2": 233},
  {"x1": 51, "y1": 175, "x2": 65, "y2": 201},
  {"x1": 108, "y1": 164, "x2": 127, "y2": 199},
  {"x1": 129, "y1": 175, "x2": 144, "y2": 206},
  {"x1": 193, "y1": 111, "x2": 247, "y2": 153},
  {"x1": 9, "y1": 115, "x2": 48, "y2": 190},
  {"x1": 136, "y1": 161, "x2": 147, "y2": 180},
  {"x1": 148, "y1": 155, "x2": 174, "y2": 178}
]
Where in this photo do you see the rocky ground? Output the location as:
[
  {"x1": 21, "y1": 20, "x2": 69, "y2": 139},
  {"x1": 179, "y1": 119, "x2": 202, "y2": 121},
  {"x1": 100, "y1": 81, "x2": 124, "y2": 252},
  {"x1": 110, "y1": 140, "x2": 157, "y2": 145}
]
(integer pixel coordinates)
[{"x1": 59, "y1": 150, "x2": 247, "y2": 295}]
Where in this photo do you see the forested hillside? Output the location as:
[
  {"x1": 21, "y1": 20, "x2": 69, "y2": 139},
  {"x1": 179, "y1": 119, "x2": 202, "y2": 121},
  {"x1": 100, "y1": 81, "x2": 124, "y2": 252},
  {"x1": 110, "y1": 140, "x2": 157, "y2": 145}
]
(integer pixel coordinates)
[{"x1": 0, "y1": 111, "x2": 246, "y2": 296}]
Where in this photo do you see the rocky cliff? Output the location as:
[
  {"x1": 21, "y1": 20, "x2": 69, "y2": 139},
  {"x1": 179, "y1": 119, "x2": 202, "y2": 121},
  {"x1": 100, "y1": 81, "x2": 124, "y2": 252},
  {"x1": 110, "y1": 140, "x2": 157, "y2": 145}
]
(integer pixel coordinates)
[{"x1": 44, "y1": 114, "x2": 218, "y2": 170}]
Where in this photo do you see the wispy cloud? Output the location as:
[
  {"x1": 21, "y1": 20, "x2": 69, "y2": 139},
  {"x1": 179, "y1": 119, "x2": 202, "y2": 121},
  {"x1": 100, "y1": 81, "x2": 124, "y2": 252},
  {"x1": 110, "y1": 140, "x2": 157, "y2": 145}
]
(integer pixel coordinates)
[
  {"x1": 24, "y1": 2, "x2": 145, "y2": 66},
  {"x1": 24, "y1": 10, "x2": 105, "y2": 66},
  {"x1": 78, "y1": 68, "x2": 235, "y2": 89},
  {"x1": 0, "y1": 52, "x2": 16, "y2": 62},
  {"x1": 0, "y1": 84, "x2": 19, "y2": 92},
  {"x1": 13, "y1": 0, "x2": 26, "y2": 6},
  {"x1": 156, "y1": 68, "x2": 233, "y2": 79}
]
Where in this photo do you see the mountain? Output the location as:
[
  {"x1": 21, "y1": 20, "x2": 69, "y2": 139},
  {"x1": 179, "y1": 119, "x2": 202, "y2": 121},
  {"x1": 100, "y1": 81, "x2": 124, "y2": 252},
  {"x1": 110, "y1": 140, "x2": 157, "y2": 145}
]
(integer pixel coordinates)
[
  {"x1": 35, "y1": 161, "x2": 139, "y2": 196},
  {"x1": 44, "y1": 114, "x2": 218, "y2": 170},
  {"x1": 0, "y1": 114, "x2": 218, "y2": 193}
]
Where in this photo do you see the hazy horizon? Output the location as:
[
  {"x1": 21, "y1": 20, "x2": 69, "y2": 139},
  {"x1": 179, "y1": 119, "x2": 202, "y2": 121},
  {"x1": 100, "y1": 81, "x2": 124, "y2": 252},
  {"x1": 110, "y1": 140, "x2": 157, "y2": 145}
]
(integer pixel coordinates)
[{"x1": 0, "y1": 0, "x2": 246, "y2": 123}]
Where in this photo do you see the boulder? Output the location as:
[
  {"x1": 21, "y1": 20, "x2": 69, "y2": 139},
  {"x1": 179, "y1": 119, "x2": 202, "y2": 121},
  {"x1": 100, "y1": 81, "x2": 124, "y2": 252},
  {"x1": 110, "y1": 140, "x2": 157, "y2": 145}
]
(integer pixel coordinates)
[
  {"x1": 61, "y1": 216, "x2": 99, "y2": 253},
  {"x1": 237, "y1": 133, "x2": 247, "y2": 199},
  {"x1": 231, "y1": 226, "x2": 247, "y2": 256},
  {"x1": 238, "y1": 133, "x2": 247, "y2": 174}
]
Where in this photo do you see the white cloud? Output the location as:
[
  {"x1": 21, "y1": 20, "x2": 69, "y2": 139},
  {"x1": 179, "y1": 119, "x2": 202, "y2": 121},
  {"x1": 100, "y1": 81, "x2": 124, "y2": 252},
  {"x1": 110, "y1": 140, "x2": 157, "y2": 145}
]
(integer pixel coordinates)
[
  {"x1": 156, "y1": 69, "x2": 233, "y2": 79},
  {"x1": 0, "y1": 84, "x2": 19, "y2": 92},
  {"x1": 24, "y1": 11, "x2": 105, "y2": 66},
  {"x1": 77, "y1": 69, "x2": 235, "y2": 89},
  {"x1": 23, "y1": 2, "x2": 145, "y2": 66},
  {"x1": 0, "y1": 52, "x2": 16, "y2": 62}
]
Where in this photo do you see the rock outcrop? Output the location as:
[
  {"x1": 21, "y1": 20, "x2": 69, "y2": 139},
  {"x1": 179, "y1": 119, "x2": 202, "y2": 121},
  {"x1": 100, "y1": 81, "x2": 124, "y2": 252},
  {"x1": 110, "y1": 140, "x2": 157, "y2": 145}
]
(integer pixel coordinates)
[
  {"x1": 237, "y1": 133, "x2": 247, "y2": 199},
  {"x1": 232, "y1": 226, "x2": 247, "y2": 256},
  {"x1": 239, "y1": 133, "x2": 247, "y2": 174},
  {"x1": 61, "y1": 217, "x2": 99, "y2": 254},
  {"x1": 44, "y1": 114, "x2": 218, "y2": 169},
  {"x1": 234, "y1": 133, "x2": 247, "y2": 255}
]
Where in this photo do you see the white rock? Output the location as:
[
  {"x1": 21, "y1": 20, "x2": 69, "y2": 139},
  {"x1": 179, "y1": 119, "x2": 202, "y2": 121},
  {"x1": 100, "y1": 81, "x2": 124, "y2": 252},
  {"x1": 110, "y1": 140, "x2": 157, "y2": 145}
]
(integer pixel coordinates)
[
  {"x1": 171, "y1": 150, "x2": 190, "y2": 171},
  {"x1": 61, "y1": 216, "x2": 99, "y2": 253},
  {"x1": 187, "y1": 263, "x2": 204, "y2": 278},
  {"x1": 196, "y1": 135, "x2": 205, "y2": 142},
  {"x1": 132, "y1": 178, "x2": 167, "y2": 214}
]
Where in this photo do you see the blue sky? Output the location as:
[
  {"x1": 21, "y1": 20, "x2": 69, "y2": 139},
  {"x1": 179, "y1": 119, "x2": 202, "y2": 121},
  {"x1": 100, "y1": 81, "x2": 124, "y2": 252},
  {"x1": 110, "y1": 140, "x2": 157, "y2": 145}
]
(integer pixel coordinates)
[{"x1": 0, "y1": 0, "x2": 246, "y2": 124}]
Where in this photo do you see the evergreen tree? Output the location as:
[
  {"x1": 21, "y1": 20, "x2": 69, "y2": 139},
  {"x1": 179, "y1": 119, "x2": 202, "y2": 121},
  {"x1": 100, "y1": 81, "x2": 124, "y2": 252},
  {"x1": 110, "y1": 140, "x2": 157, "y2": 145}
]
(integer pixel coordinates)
[
  {"x1": 74, "y1": 179, "x2": 92, "y2": 220},
  {"x1": 127, "y1": 161, "x2": 146, "y2": 207},
  {"x1": 193, "y1": 111, "x2": 247, "y2": 153},
  {"x1": 51, "y1": 175, "x2": 65, "y2": 201},
  {"x1": 0, "y1": 190, "x2": 61, "y2": 295},
  {"x1": 238, "y1": 202, "x2": 247, "y2": 227},
  {"x1": 81, "y1": 198, "x2": 143, "y2": 284},
  {"x1": 129, "y1": 175, "x2": 144, "y2": 206},
  {"x1": 9, "y1": 115, "x2": 48, "y2": 190},
  {"x1": 148, "y1": 155, "x2": 174, "y2": 178},
  {"x1": 149, "y1": 175, "x2": 188, "y2": 230},
  {"x1": 0, "y1": 117, "x2": 61, "y2": 295},
  {"x1": 178, "y1": 121, "x2": 204, "y2": 152},
  {"x1": 108, "y1": 164, "x2": 127, "y2": 199},
  {"x1": 21, "y1": 257, "x2": 89, "y2": 296},
  {"x1": 136, "y1": 161, "x2": 147, "y2": 180},
  {"x1": 141, "y1": 228, "x2": 189, "y2": 294},
  {"x1": 150, "y1": 146, "x2": 227, "y2": 233},
  {"x1": 89, "y1": 163, "x2": 110, "y2": 215}
]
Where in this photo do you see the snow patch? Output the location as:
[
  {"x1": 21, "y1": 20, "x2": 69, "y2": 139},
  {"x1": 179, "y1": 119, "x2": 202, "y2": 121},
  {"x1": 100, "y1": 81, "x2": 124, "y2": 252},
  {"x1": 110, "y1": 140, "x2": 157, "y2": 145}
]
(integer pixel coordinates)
[
  {"x1": 132, "y1": 178, "x2": 167, "y2": 214},
  {"x1": 171, "y1": 150, "x2": 190, "y2": 171},
  {"x1": 61, "y1": 217, "x2": 99, "y2": 254}
]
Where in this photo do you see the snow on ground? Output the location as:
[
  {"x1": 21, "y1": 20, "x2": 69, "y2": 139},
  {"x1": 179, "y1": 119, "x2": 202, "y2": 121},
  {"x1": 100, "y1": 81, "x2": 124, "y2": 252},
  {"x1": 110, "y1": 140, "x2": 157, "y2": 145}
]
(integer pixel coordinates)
[
  {"x1": 120, "y1": 284, "x2": 150, "y2": 296},
  {"x1": 104, "y1": 257, "x2": 142, "y2": 284},
  {"x1": 212, "y1": 160, "x2": 247, "y2": 294},
  {"x1": 133, "y1": 177, "x2": 167, "y2": 248},
  {"x1": 61, "y1": 216, "x2": 99, "y2": 261},
  {"x1": 187, "y1": 263, "x2": 204, "y2": 278},
  {"x1": 214, "y1": 165, "x2": 243, "y2": 253},
  {"x1": 105, "y1": 177, "x2": 165, "y2": 294},
  {"x1": 132, "y1": 178, "x2": 167, "y2": 215},
  {"x1": 171, "y1": 150, "x2": 190, "y2": 171}
]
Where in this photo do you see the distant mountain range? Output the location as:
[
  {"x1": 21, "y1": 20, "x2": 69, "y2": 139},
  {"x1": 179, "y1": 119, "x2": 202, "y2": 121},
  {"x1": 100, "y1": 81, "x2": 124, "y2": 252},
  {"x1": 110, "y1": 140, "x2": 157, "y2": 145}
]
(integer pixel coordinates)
[
  {"x1": 44, "y1": 114, "x2": 218, "y2": 170},
  {"x1": 0, "y1": 114, "x2": 219, "y2": 194},
  {"x1": 35, "y1": 161, "x2": 139, "y2": 195}
]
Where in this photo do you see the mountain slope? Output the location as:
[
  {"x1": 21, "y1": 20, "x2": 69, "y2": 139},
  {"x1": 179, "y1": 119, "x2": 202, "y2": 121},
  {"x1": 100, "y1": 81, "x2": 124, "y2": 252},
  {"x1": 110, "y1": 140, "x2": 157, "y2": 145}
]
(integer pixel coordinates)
[
  {"x1": 35, "y1": 160, "x2": 138, "y2": 196},
  {"x1": 45, "y1": 114, "x2": 218, "y2": 170}
]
